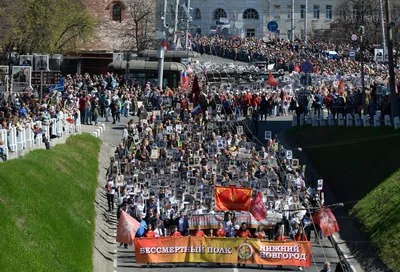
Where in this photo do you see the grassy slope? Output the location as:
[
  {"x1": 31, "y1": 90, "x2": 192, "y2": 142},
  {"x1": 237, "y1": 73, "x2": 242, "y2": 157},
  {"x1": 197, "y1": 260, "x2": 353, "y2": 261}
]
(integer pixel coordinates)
[
  {"x1": 0, "y1": 134, "x2": 101, "y2": 272},
  {"x1": 287, "y1": 126, "x2": 400, "y2": 272}
]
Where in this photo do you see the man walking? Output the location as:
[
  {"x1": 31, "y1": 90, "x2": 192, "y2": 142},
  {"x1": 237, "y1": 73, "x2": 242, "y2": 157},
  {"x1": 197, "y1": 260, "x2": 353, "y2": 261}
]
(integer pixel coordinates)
[{"x1": 105, "y1": 176, "x2": 116, "y2": 211}]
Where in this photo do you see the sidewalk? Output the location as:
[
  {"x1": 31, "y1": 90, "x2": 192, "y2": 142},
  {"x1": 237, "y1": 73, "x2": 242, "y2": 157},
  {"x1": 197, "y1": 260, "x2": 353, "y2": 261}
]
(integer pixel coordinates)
[{"x1": 278, "y1": 132, "x2": 389, "y2": 272}]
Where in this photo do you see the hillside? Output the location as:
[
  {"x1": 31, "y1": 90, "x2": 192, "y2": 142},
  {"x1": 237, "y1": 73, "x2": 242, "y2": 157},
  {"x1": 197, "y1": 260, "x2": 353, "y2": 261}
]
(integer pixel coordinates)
[
  {"x1": 0, "y1": 134, "x2": 101, "y2": 272},
  {"x1": 287, "y1": 126, "x2": 400, "y2": 272}
]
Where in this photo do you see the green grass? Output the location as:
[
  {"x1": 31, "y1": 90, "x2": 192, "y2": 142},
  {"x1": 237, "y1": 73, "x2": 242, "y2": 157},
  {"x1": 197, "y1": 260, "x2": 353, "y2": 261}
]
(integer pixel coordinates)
[
  {"x1": 287, "y1": 126, "x2": 400, "y2": 272},
  {"x1": 0, "y1": 134, "x2": 101, "y2": 272}
]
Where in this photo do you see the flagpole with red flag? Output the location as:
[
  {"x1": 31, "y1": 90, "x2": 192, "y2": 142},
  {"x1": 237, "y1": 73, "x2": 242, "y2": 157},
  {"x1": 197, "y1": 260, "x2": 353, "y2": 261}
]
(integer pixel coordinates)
[
  {"x1": 116, "y1": 210, "x2": 141, "y2": 246},
  {"x1": 312, "y1": 206, "x2": 340, "y2": 237},
  {"x1": 337, "y1": 78, "x2": 345, "y2": 95},
  {"x1": 190, "y1": 75, "x2": 201, "y2": 105}
]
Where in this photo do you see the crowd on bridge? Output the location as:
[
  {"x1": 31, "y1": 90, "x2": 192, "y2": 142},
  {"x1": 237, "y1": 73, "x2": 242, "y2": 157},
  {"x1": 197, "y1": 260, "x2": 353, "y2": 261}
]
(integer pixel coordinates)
[{"x1": 187, "y1": 35, "x2": 400, "y2": 119}]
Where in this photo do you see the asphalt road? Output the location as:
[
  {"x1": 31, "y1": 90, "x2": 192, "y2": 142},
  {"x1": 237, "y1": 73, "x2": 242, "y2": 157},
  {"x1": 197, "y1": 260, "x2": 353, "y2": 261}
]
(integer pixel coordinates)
[{"x1": 93, "y1": 114, "x2": 339, "y2": 272}]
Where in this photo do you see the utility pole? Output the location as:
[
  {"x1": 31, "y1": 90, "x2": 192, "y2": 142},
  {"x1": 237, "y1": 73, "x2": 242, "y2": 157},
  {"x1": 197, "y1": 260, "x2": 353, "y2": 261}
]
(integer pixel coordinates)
[
  {"x1": 173, "y1": 0, "x2": 179, "y2": 45},
  {"x1": 184, "y1": 0, "x2": 191, "y2": 51},
  {"x1": 360, "y1": 26, "x2": 366, "y2": 114},
  {"x1": 125, "y1": 52, "x2": 130, "y2": 85},
  {"x1": 304, "y1": 0, "x2": 308, "y2": 43},
  {"x1": 384, "y1": 0, "x2": 398, "y2": 118},
  {"x1": 157, "y1": 0, "x2": 168, "y2": 89},
  {"x1": 379, "y1": 0, "x2": 387, "y2": 61},
  {"x1": 291, "y1": 0, "x2": 295, "y2": 42}
]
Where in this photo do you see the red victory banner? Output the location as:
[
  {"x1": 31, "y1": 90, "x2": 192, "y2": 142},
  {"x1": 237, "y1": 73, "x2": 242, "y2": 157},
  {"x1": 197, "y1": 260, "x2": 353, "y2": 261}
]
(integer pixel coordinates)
[
  {"x1": 134, "y1": 237, "x2": 312, "y2": 267},
  {"x1": 267, "y1": 72, "x2": 278, "y2": 87},
  {"x1": 215, "y1": 186, "x2": 252, "y2": 211},
  {"x1": 250, "y1": 192, "x2": 267, "y2": 221},
  {"x1": 312, "y1": 206, "x2": 340, "y2": 237},
  {"x1": 116, "y1": 210, "x2": 141, "y2": 245}
]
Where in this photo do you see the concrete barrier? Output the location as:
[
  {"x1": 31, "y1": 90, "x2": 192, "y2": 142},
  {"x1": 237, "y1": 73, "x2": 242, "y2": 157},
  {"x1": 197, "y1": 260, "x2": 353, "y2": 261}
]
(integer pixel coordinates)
[
  {"x1": 394, "y1": 117, "x2": 400, "y2": 129},
  {"x1": 384, "y1": 115, "x2": 391, "y2": 127}
]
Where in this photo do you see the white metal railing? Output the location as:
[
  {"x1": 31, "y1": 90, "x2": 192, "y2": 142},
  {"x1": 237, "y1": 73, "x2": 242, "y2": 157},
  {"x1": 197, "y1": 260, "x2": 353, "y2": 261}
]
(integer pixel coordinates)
[
  {"x1": 0, "y1": 112, "x2": 81, "y2": 161},
  {"x1": 292, "y1": 112, "x2": 400, "y2": 129}
]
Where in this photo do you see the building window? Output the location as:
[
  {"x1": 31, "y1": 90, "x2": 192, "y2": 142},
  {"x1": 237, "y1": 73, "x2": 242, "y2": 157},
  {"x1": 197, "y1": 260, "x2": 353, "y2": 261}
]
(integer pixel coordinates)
[
  {"x1": 273, "y1": 5, "x2": 281, "y2": 19},
  {"x1": 326, "y1": 5, "x2": 332, "y2": 19},
  {"x1": 243, "y1": 9, "x2": 259, "y2": 19},
  {"x1": 246, "y1": 28, "x2": 256, "y2": 37},
  {"x1": 275, "y1": 29, "x2": 280, "y2": 39},
  {"x1": 112, "y1": 3, "x2": 122, "y2": 22},
  {"x1": 194, "y1": 8, "x2": 201, "y2": 19},
  {"x1": 300, "y1": 5, "x2": 306, "y2": 19},
  {"x1": 287, "y1": 30, "x2": 292, "y2": 39},
  {"x1": 301, "y1": 29, "x2": 305, "y2": 40},
  {"x1": 287, "y1": 5, "x2": 292, "y2": 19},
  {"x1": 213, "y1": 8, "x2": 227, "y2": 20},
  {"x1": 313, "y1": 5, "x2": 320, "y2": 19}
]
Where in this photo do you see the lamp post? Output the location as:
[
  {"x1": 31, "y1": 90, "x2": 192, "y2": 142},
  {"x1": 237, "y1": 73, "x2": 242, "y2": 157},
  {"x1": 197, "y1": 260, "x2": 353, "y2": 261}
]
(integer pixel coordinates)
[
  {"x1": 384, "y1": 0, "x2": 398, "y2": 118},
  {"x1": 359, "y1": 26, "x2": 366, "y2": 114},
  {"x1": 304, "y1": 0, "x2": 308, "y2": 43},
  {"x1": 291, "y1": 0, "x2": 295, "y2": 42},
  {"x1": 157, "y1": 0, "x2": 168, "y2": 89}
]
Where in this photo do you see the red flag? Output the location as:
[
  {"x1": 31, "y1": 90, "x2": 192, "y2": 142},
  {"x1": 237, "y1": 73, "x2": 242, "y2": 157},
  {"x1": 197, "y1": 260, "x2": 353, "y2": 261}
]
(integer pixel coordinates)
[
  {"x1": 337, "y1": 78, "x2": 344, "y2": 94},
  {"x1": 250, "y1": 192, "x2": 266, "y2": 221},
  {"x1": 312, "y1": 206, "x2": 340, "y2": 237},
  {"x1": 267, "y1": 72, "x2": 278, "y2": 87},
  {"x1": 162, "y1": 38, "x2": 168, "y2": 52},
  {"x1": 294, "y1": 65, "x2": 301, "y2": 72},
  {"x1": 66, "y1": 117, "x2": 74, "y2": 124},
  {"x1": 215, "y1": 186, "x2": 252, "y2": 211},
  {"x1": 190, "y1": 75, "x2": 201, "y2": 105},
  {"x1": 116, "y1": 210, "x2": 141, "y2": 245}
]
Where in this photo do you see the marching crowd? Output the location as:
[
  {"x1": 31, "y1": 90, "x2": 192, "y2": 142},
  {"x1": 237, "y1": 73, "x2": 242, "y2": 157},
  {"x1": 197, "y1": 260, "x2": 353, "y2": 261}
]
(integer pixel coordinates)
[{"x1": 105, "y1": 82, "x2": 328, "y2": 270}]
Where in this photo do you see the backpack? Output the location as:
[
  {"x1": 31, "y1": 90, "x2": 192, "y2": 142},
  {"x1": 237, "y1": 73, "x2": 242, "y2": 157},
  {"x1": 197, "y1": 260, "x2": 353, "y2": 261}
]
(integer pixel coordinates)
[{"x1": 114, "y1": 103, "x2": 118, "y2": 111}]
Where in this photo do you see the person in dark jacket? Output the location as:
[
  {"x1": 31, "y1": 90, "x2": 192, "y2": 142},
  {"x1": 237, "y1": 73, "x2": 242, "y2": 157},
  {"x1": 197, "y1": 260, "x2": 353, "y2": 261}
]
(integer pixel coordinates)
[{"x1": 174, "y1": 211, "x2": 189, "y2": 236}]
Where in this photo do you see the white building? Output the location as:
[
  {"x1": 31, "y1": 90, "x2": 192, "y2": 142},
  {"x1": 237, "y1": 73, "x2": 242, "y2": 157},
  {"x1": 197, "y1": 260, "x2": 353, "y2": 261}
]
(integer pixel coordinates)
[{"x1": 189, "y1": 0, "x2": 339, "y2": 39}]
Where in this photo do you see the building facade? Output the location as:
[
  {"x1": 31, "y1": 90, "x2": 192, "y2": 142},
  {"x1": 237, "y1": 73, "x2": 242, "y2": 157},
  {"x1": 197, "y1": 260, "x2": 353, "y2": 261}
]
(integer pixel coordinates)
[{"x1": 189, "y1": 0, "x2": 339, "y2": 39}]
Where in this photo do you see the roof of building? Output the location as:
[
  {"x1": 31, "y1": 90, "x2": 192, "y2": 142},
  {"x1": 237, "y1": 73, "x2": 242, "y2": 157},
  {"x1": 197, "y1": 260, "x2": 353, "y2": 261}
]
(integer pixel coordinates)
[
  {"x1": 108, "y1": 60, "x2": 186, "y2": 71},
  {"x1": 138, "y1": 50, "x2": 201, "y2": 59}
]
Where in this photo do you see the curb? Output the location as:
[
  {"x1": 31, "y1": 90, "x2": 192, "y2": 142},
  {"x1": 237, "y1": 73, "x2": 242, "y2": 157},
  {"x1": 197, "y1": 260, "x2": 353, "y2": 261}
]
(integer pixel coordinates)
[{"x1": 92, "y1": 124, "x2": 106, "y2": 138}]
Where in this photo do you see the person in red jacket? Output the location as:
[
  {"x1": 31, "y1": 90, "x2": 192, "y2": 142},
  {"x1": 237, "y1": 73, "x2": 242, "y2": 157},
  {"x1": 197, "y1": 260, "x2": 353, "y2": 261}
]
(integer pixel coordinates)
[
  {"x1": 235, "y1": 222, "x2": 252, "y2": 238},
  {"x1": 294, "y1": 228, "x2": 308, "y2": 241},
  {"x1": 170, "y1": 225, "x2": 182, "y2": 237},
  {"x1": 214, "y1": 222, "x2": 226, "y2": 237},
  {"x1": 145, "y1": 224, "x2": 156, "y2": 238},
  {"x1": 195, "y1": 225, "x2": 206, "y2": 237}
]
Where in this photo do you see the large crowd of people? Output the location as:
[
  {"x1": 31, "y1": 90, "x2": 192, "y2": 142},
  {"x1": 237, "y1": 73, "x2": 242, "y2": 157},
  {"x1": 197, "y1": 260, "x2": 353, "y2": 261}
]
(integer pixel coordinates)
[
  {"x1": 104, "y1": 80, "x2": 330, "y2": 271},
  {"x1": 188, "y1": 35, "x2": 400, "y2": 118}
]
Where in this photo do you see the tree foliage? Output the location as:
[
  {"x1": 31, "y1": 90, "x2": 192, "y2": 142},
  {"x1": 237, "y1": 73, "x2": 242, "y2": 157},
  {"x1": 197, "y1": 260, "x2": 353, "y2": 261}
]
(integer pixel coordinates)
[
  {"x1": 0, "y1": 0, "x2": 97, "y2": 54},
  {"x1": 118, "y1": 0, "x2": 156, "y2": 53}
]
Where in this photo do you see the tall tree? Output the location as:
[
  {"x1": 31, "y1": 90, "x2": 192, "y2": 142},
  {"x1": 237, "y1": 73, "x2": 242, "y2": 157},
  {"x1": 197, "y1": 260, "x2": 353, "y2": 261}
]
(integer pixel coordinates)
[
  {"x1": 332, "y1": 0, "x2": 400, "y2": 45},
  {"x1": 118, "y1": 0, "x2": 156, "y2": 53},
  {"x1": 0, "y1": 0, "x2": 97, "y2": 54}
]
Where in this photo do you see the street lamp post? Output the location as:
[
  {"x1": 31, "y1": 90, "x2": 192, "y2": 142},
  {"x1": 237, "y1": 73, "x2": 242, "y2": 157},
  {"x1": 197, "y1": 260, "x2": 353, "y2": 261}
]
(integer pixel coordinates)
[
  {"x1": 359, "y1": 26, "x2": 366, "y2": 114},
  {"x1": 157, "y1": 0, "x2": 168, "y2": 89},
  {"x1": 384, "y1": 0, "x2": 398, "y2": 118}
]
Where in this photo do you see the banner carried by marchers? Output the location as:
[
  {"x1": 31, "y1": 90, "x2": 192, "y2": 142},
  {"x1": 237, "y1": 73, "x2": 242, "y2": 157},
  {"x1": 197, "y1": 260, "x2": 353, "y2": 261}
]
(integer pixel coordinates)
[
  {"x1": 250, "y1": 192, "x2": 267, "y2": 221},
  {"x1": 116, "y1": 210, "x2": 141, "y2": 246},
  {"x1": 135, "y1": 237, "x2": 312, "y2": 267},
  {"x1": 215, "y1": 185, "x2": 252, "y2": 211}
]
